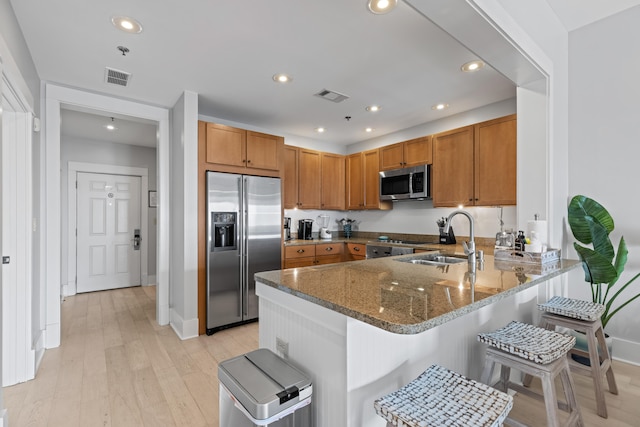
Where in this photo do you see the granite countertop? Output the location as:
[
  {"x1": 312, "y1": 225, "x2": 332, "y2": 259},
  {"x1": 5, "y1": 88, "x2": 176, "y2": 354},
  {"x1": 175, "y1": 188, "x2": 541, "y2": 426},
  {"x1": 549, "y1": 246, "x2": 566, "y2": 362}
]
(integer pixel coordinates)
[{"x1": 255, "y1": 253, "x2": 580, "y2": 335}]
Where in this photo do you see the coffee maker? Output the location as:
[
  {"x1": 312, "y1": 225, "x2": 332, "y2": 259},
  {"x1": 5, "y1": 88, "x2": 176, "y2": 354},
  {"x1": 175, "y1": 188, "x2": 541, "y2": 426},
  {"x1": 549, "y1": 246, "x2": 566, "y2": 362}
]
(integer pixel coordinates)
[
  {"x1": 298, "y1": 219, "x2": 314, "y2": 240},
  {"x1": 283, "y1": 217, "x2": 291, "y2": 240}
]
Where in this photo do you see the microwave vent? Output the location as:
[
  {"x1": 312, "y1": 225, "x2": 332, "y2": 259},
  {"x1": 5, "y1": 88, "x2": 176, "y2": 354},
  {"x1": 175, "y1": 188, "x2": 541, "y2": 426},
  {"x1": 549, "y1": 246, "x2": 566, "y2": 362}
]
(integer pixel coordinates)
[{"x1": 314, "y1": 89, "x2": 349, "y2": 103}]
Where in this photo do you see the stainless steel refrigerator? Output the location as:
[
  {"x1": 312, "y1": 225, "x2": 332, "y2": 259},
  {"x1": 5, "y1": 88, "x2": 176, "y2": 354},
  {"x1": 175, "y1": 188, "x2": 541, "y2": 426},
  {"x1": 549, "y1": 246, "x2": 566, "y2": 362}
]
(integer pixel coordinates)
[{"x1": 206, "y1": 172, "x2": 282, "y2": 335}]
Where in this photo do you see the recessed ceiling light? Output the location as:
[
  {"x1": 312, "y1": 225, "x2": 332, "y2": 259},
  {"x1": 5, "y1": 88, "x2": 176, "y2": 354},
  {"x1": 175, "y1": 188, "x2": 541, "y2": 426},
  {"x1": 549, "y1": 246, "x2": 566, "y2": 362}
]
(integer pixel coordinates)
[
  {"x1": 104, "y1": 117, "x2": 118, "y2": 131},
  {"x1": 367, "y1": 0, "x2": 398, "y2": 14},
  {"x1": 111, "y1": 16, "x2": 143, "y2": 34},
  {"x1": 315, "y1": 127, "x2": 326, "y2": 133},
  {"x1": 365, "y1": 127, "x2": 374, "y2": 133},
  {"x1": 272, "y1": 73, "x2": 293, "y2": 83},
  {"x1": 432, "y1": 103, "x2": 449, "y2": 110},
  {"x1": 461, "y1": 60, "x2": 485, "y2": 72},
  {"x1": 366, "y1": 105, "x2": 381, "y2": 112}
]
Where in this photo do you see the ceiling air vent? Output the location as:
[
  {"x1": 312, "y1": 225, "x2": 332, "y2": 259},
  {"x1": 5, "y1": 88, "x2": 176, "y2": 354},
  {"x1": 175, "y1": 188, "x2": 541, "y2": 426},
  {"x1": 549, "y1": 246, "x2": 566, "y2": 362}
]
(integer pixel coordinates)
[
  {"x1": 104, "y1": 67, "x2": 132, "y2": 87},
  {"x1": 314, "y1": 89, "x2": 349, "y2": 103}
]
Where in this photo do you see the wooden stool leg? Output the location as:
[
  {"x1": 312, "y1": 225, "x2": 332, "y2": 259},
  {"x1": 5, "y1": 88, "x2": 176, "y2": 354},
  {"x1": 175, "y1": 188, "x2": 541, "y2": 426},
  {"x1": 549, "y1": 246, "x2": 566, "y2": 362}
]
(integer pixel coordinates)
[
  {"x1": 540, "y1": 371, "x2": 562, "y2": 427},
  {"x1": 586, "y1": 328, "x2": 608, "y2": 418},
  {"x1": 595, "y1": 327, "x2": 618, "y2": 395},
  {"x1": 522, "y1": 316, "x2": 555, "y2": 388},
  {"x1": 559, "y1": 358, "x2": 584, "y2": 427},
  {"x1": 481, "y1": 356, "x2": 496, "y2": 386},
  {"x1": 498, "y1": 365, "x2": 511, "y2": 393}
]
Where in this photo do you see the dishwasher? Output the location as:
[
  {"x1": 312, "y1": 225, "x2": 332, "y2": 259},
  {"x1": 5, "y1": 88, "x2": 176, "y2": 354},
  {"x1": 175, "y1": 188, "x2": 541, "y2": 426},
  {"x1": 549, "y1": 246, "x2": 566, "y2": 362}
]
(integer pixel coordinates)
[{"x1": 219, "y1": 348, "x2": 313, "y2": 426}]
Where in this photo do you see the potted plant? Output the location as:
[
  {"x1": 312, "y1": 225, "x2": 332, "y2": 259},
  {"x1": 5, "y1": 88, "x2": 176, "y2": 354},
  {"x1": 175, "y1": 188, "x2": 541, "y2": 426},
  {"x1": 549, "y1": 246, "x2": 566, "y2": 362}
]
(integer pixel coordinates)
[{"x1": 568, "y1": 195, "x2": 640, "y2": 330}]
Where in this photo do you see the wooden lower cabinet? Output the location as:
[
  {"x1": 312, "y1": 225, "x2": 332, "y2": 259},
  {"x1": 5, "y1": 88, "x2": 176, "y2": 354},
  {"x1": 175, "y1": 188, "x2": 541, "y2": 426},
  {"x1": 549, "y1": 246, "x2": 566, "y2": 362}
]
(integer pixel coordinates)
[
  {"x1": 345, "y1": 243, "x2": 366, "y2": 261},
  {"x1": 315, "y1": 243, "x2": 344, "y2": 264},
  {"x1": 283, "y1": 243, "x2": 344, "y2": 268}
]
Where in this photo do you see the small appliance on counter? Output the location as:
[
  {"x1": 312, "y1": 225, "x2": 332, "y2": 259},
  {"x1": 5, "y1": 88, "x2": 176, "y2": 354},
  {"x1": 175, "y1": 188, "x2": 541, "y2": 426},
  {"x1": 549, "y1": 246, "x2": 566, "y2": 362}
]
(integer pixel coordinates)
[
  {"x1": 283, "y1": 217, "x2": 291, "y2": 240},
  {"x1": 437, "y1": 217, "x2": 456, "y2": 244},
  {"x1": 298, "y1": 219, "x2": 314, "y2": 240},
  {"x1": 317, "y1": 214, "x2": 331, "y2": 239},
  {"x1": 494, "y1": 207, "x2": 515, "y2": 250}
]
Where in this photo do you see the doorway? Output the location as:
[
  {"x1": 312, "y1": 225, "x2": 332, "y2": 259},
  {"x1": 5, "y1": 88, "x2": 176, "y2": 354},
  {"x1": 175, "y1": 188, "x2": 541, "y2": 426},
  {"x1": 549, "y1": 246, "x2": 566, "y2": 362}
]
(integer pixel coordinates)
[
  {"x1": 44, "y1": 84, "x2": 171, "y2": 349},
  {"x1": 76, "y1": 172, "x2": 142, "y2": 293}
]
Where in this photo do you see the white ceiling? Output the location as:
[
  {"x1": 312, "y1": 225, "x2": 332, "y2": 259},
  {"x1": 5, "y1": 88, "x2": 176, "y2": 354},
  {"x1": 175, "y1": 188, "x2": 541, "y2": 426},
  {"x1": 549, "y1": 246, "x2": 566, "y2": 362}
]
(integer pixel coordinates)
[
  {"x1": 544, "y1": 0, "x2": 640, "y2": 31},
  {"x1": 10, "y1": 0, "x2": 640, "y2": 147}
]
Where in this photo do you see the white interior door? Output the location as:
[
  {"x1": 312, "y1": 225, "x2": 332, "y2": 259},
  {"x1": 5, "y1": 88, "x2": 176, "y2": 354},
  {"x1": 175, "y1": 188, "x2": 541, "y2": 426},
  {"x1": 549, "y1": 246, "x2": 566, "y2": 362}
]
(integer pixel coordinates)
[
  {"x1": 76, "y1": 172, "x2": 141, "y2": 293},
  {"x1": 1, "y1": 72, "x2": 35, "y2": 386}
]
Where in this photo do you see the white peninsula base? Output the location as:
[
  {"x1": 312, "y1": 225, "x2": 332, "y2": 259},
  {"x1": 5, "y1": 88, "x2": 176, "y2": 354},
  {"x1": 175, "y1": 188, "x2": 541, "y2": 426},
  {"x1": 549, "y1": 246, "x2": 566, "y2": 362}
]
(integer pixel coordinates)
[{"x1": 256, "y1": 279, "x2": 564, "y2": 427}]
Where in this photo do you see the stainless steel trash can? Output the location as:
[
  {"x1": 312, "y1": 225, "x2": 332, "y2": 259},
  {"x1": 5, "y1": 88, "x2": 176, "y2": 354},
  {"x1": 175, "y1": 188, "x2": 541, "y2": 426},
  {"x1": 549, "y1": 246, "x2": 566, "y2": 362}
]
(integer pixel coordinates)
[{"x1": 219, "y1": 348, "x2": 313, "y2": 427}]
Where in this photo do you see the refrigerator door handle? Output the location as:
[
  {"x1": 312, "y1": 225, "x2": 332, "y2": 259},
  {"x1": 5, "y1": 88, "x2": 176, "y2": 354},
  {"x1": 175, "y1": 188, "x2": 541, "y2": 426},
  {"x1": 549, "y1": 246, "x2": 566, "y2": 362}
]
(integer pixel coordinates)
[
  {"x1": 237, "y1": 176, "x2": 244, "y2": 318},
  {"x1": 242, "y1": 176, "x2": 250, "y2": 317}
]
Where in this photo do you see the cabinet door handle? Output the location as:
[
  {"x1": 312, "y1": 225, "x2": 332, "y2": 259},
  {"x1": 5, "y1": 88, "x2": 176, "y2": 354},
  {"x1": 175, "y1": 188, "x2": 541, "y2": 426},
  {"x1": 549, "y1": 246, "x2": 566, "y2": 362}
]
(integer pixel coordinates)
[
  {"x1": 325, "y1": 247, "x2": 333, "y2": 252},
  {"x1": 247, "y1": 159, "x2": 251, "y2": 164},
  {"x1": 297, "y1": 249, "x2": 305, "y2": 253},
  {"x1": 353, "y1": 247, "x2": 360, "y2": 252}
]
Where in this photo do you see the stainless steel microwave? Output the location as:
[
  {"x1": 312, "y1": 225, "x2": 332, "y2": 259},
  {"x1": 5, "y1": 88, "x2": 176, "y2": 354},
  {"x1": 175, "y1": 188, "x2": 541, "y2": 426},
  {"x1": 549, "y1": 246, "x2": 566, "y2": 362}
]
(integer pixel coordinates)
[{"x1": 379, "y1": 164, "x2": 431, "y2": 201}]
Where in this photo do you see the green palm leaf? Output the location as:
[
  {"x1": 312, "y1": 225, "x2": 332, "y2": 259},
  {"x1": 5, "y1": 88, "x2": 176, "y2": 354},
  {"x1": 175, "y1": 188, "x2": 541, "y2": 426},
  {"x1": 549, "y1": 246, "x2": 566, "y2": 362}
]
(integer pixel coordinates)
[
  {"x1": 574, "y1": 242, "x2": 618, "y2": 285},
  {"x1": 568, "y1": 195, "x2": 614, "y2": 244}
]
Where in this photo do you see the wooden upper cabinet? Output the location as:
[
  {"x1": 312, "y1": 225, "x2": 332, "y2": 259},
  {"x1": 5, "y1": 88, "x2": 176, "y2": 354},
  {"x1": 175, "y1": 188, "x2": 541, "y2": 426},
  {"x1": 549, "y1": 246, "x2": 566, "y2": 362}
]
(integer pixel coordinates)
[
  {"x1": 206, "y1": 123, "x2": 246, "y2": 167},
  {"x1": 379, "y1": 136, "x2": 432, "y2": 171},
  {"x1": 364, "y1": 149, "x2": 391, "y2": 210},
  {"x1": 346, "y1": 149, "x2": 391, "y2": 210},
  {"x1": 432, "y1": 114, "x2": 517, "y2": 207},
  {"x1": 363, "y1": 149, "x2": 381, "y2": 209},
  {"x1": 474, "y1": 115, "x2": 517, "y2": 206},
  {"x1": 246, "y1": 131, "x2": 280, "y2": 171},
  {"x1": 297, "y1": 148, "x2": 322, "y2": 209},
  {"x1": 205, "y1": 122, "x2": 282, "y2": 172},
  {"x1": 432, "y1": 125, "x2": 475, "y2": 207},
  {"x1": 379, "y1": 143, "x2": 405, "y2": 171},
  {"x1": 321, "y1": 153, "x2": 345, "y2": 210},
  {"x1": 283, "y1": 146, "x2": 299, "y2": 209},
  {"x1": 284, "y1": 147, "x2": 346, "y2": 210},
  {"x1": 346, "y1": 153, "x2": 365, "y2": 209}
]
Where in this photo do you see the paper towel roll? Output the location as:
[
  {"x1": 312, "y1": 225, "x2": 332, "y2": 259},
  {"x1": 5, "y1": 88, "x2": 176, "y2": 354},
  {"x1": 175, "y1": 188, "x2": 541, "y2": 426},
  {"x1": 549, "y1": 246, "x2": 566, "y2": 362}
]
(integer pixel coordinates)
[{"x1": 527, "y1": 220, "x2": 548, "y2": 246}]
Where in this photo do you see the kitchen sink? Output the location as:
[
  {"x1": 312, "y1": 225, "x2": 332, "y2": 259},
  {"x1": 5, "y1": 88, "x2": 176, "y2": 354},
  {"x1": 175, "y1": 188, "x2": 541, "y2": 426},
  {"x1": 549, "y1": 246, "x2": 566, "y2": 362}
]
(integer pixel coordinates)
[{"x1": 396, "y1": 253, "x2": 467, "y2": 266}]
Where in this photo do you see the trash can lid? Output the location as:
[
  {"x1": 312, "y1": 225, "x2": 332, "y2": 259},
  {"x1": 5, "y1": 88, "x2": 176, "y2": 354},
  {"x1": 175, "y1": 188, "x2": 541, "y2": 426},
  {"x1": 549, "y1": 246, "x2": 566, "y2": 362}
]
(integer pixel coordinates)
[{"x1": 218, "y1": 348, "x2": 312, "y2": 420}]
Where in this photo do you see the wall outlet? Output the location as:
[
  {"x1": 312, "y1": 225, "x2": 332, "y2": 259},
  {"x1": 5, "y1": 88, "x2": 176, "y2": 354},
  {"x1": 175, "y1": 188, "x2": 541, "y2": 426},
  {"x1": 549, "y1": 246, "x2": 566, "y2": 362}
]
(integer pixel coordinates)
[{"x1": 276, "y1": 337, "x2": 289, "y2": 359}]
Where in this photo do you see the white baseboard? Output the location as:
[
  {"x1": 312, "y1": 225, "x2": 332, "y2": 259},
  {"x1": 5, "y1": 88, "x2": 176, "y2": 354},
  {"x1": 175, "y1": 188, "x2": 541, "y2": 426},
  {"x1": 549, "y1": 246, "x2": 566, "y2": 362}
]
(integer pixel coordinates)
[
  {"x1": 145, "y1": 275, "x2": 157, "y2": 286},
  {"x1": 169, "y1": 308, "x2": 199, "y2": 340},
  {"x1": 612, "y1": 336, "x2": 640, "y2": 366},
  {"x1": 1, "y1": 408, "x2": 8, "y2": 427}
]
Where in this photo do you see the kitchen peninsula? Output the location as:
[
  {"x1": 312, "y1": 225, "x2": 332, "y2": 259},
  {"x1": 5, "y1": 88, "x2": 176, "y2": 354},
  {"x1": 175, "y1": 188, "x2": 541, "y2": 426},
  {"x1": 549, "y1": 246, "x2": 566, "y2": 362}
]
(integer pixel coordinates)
[{"x1": 255, "y1": 253, "x2": 580, "y2": 427}]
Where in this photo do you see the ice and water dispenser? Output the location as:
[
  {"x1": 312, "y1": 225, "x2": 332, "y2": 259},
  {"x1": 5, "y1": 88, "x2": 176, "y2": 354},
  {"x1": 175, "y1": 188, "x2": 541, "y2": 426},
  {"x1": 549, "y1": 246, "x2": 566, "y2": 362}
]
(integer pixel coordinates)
[{"x1": 211, "y1": 212, "x2": 237, "y2": 252}]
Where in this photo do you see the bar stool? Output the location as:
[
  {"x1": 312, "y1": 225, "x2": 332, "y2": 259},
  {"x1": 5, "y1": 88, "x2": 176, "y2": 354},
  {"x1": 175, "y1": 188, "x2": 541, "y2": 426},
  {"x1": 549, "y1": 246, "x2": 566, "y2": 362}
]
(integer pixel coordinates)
[
  {"x1": 524, "y1": 296, "x2": 618, "y2": 418},
  {"x1": 478, "y1": 321, "x2": 583, "y2": 427},
  {"x1": 374, "y1": 364, "x2": 513, "y2": 427}
]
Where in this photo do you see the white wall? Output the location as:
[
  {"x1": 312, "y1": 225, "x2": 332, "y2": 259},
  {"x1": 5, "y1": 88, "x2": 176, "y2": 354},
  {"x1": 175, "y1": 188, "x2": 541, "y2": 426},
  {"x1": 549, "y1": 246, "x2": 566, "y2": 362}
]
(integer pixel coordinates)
[
  {"x1": 0, "y1": 0, "x2": 40, "y2": 419},
  {"x1": 60, "y1": 136, "x2": 158, "y2": 285},
  {"x1": 170, "y1": 91, "x2": 199, "y2": 339},
  {"x1": 568, "y1": 6, "x2": 640, "y2": 355}
]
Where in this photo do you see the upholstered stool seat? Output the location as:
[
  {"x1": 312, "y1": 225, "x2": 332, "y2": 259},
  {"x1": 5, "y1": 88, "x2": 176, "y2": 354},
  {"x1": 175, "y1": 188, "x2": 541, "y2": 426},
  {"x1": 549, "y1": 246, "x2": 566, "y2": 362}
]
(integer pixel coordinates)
[
  {"x1": 525, "y1": 296, "x2": 618, "y2": 418},
  {"x1": 374, "y1": 364, "x2": 513, "y2": 427},
  {"x1": 478, "y1": 321, "x2": 583, "y2": 427}
]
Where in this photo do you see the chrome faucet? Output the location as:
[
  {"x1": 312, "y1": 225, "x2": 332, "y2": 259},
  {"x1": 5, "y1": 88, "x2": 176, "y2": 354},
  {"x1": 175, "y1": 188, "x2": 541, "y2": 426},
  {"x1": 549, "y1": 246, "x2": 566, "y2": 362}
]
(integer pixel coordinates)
[{"x1": 444, "y1": 210, "x2": 476, "y2": 267}]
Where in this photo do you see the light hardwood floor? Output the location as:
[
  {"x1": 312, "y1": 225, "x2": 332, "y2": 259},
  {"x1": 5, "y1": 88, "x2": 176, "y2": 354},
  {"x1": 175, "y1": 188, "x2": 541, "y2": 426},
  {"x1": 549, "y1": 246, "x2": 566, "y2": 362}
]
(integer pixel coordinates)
[{"x1": 4, "y1": 286, "x2": 640, "y2": 426}]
